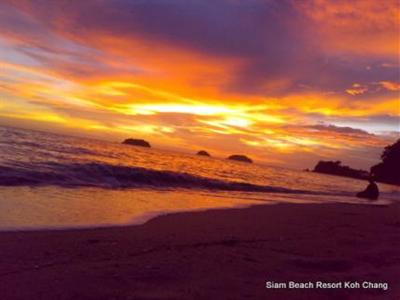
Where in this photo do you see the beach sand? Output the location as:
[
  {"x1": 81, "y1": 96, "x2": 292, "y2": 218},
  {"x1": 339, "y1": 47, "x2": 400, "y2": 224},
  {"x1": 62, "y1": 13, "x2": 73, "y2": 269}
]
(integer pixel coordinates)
[{"x1": 0, "y1": 202, "x2": 399, "y2": 300}]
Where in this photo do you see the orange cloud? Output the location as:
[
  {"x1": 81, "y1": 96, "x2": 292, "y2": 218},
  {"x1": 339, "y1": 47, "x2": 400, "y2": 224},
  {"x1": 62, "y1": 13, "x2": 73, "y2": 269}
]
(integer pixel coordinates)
[
  {"x1": 0, "y1": 0, "x2": 398, "y2": 169},
  {"x1": 297, "y1": 0, "x2": 399, "y2": 56},
  {"x1": 346, "y1": 83, "x2": 368, "y2": 96},
  {"x1": 380, "y1": 81, "x2": 400, "y2": 91}
]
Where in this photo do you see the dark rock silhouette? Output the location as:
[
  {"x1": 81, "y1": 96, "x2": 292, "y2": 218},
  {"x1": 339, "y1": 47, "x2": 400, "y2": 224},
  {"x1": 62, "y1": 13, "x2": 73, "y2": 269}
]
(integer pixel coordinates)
[
  {"x1": 227, "y1": 155, "x2": 253, "y2": 163},
  {"x1": 313, "y1": 160, "x2": 369, "y2": 180},
  {"x1": 370, "y1": 139, "x2": 400, "y2": 185},
  {"x1": 122, "y1": 139, "x2": 151, "y2": 148},
  {"x1": 356, "y1": 179, "x2": 379, "y2": 200},
  {"x1": 197, "y1": 150, "x2": 210, "y2": 157}
]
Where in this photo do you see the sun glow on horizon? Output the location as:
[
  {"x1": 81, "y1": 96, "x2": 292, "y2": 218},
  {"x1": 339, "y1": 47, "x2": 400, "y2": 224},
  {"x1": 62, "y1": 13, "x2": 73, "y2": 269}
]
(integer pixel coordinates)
[{"x1": 0, "y1": 0, "x2": 399, "y2": 169}]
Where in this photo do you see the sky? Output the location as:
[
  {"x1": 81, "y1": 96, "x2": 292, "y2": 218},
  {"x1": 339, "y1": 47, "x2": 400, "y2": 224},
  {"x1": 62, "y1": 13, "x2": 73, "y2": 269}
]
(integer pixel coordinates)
[{"x1": 0, "y1": 0, "x2": 399, "y2": 169}]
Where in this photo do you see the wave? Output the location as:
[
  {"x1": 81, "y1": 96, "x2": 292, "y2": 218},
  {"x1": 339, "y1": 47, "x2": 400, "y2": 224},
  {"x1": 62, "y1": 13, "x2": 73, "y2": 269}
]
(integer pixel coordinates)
[{"x1": 0, "y1": 162, "x2": 323, "y2": 195}]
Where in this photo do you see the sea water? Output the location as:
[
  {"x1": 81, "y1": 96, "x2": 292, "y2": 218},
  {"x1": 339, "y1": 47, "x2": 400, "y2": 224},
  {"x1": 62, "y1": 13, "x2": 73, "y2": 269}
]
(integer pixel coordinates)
[{"x1": 0, "y1": 126, "x2": 398, "y2": 230}]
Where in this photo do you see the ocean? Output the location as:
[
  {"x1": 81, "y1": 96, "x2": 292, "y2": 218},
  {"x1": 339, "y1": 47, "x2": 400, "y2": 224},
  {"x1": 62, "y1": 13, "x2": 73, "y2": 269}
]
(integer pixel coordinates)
[{"x1": 0, "y1": 126, "x2": 399, "y2": 230}]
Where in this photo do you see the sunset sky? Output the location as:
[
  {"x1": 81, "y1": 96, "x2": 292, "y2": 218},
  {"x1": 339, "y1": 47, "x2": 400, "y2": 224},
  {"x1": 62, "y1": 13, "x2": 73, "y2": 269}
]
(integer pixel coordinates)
[{"x1": 0, "y1": 0, "x2": 399, "y2": 169}]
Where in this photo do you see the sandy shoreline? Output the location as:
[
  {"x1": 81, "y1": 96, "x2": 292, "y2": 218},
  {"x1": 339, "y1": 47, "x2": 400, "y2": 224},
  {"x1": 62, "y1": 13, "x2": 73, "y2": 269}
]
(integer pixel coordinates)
[{"x1": 0, "y1": 202, "x2": 399, "y2": 300}]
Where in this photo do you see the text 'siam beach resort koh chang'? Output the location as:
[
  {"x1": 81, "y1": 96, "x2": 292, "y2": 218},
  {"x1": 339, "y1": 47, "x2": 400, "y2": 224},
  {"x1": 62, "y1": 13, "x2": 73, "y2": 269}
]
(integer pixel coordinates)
[{"x1": 0, "y1": 1, "x2": 399, "y2": 300}]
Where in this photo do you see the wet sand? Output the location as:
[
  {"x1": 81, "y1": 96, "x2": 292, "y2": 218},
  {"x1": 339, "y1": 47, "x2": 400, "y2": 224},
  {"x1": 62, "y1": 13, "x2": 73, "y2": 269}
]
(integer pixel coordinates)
[{"x1": 0, "y1": 202, "x2": 399, "y2": 300}]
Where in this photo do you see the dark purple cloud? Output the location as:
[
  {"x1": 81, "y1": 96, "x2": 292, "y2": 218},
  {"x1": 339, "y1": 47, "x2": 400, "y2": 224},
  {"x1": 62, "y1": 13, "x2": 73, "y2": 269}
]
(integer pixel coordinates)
[
  {"x1": 306, "y1": 124, "x2": 372, "y2": 136},
  {"x1": 1, "y1": 0, "x2": 398, "y2": 97}
]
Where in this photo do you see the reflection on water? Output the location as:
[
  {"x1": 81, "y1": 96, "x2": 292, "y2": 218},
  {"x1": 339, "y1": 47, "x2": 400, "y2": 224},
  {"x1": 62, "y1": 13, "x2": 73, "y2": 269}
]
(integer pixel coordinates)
[
  {"x1": 0, "y1": 126, "x2": 399, "y2": 230},
  {"x1": 0, "y1": 186, "x2": 393, "y2": 230},
  {"x1": 0, "y1": 187, "x2": 262, "y2": 230}
]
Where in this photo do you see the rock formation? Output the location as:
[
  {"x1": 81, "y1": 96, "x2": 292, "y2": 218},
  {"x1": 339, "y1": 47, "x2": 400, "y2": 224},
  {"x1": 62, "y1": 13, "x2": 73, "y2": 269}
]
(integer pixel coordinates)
[
  {"x1": 122, "y1": 139, "x2": 151, "y2": 148},
  {"x1": 312, "y1": 160, "x2": 368, "y2": 180},
  {"x1": 227, "y1": 155, "x2": 253, "y2": 163},
  {"x1": 197, "y1": 150, "x2": 210, "y2": 156}
]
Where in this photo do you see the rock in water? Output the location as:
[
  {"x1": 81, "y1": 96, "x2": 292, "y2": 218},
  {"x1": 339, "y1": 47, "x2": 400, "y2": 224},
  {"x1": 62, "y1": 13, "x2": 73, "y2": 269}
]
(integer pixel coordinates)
[
  {"x1": 312, "y1": 160, "x2": 368, "y2": 180},
  {"x1": 197, "y1": 150, "x2": 210, "y2": 156},
  {"x1": 227, "y1": 155, "x2": 253, "y2": 163},
  {"x1": 122, "y1": 139, "x2": 151, "y2": 148}
]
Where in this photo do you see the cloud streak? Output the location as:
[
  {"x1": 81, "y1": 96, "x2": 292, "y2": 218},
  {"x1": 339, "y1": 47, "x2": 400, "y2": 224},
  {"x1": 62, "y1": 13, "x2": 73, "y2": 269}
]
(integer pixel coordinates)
[{"x1": 0, "y1": 0, "x2": 398, "y2": 168}]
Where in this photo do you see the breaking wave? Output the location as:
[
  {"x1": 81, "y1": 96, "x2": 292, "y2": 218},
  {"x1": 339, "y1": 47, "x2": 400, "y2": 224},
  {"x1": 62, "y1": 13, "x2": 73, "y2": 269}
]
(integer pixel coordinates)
[{"x1": 0, "y1": 162, "x2": 325, "y2": 195}]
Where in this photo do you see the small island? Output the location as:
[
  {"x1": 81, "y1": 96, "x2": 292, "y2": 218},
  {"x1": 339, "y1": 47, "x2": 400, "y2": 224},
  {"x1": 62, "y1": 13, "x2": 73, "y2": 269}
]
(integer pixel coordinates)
[
  {"x1": 312, "y1": 160, "x2": 369, "y2": 180},
  {"x1": 311, "y1": 139, "x2": 399, "y2": 185},
  {"x1": 227, "y1": 155, "x2": 253, "y2": 163},
  {"x1": 122, "y1": 138, "x2": 151, "y2": 148},
  {"x1": 197, "y1": 150, "x2": 211, "y2": 157}
]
